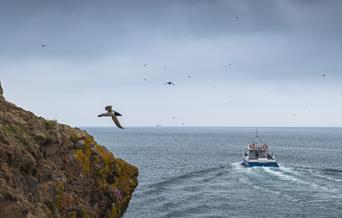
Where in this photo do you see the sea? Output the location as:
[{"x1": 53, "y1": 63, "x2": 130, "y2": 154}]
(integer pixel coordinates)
[{"x1": 85, "y1": 127, "x2": 342, "y2": 218}]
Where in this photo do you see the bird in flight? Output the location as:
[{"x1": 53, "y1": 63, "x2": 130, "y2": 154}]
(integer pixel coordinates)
[
  {"x1": 322, "y1": 74, "x2": 326, "y2": 77},
  {"x1": 98, "y1": 105, "x2": 124, "y2": 129},
  {"x1": 40, "y1": 44, "x2": 46, "y2": 48},
  {"x1": 164, "y1": 81, "x2": 175, "y2": 86}
]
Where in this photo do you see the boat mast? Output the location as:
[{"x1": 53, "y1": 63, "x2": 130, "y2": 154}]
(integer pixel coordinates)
[
  {"x1": 256, "y1": 128, "x2": 258, "y2": 138},
  {"x1": 255, "y1": 128, "x2": 262, "y2": 144}
]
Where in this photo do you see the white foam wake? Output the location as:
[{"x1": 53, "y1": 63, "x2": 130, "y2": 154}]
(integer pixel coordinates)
[
  {"x1": 263, "y1": 167, "x2": 302, "y2": 183},
  {"x1": 312, "y1": 172, "x2": 342, "y2": 183}
]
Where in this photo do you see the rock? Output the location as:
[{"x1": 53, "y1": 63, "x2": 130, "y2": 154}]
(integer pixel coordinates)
[
  {"x1": 74, "y1": 139, "x2": 86, "y2": 149},
  {"x1": 0, "y1": 86, "x2": 138, "y2": 218},
  {"x1": 0, "y1": 82, "x2": 3, "y2": 96}
]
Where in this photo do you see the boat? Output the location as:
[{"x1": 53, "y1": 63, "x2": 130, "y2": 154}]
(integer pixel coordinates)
[{"x1": 242, "y1": 130, "x2": 279, "y2": 167}]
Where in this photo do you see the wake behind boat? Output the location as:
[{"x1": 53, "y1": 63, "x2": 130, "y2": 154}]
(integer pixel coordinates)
[{"x1": 242, "y1": 130, "x2": 279, "y2": 167}]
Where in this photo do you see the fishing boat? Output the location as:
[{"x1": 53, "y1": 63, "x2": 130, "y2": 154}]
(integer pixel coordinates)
[{"x1": 242, "y1": 130, "x2": 279, "y2": 167}]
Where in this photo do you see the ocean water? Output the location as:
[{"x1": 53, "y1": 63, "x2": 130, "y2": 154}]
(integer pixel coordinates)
[{"x1": 85, "y1": 127, "x2": 342, "y2": 218}]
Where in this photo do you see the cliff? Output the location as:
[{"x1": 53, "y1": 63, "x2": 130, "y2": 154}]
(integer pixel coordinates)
[{"x1": 0, "y1": 84, "x2": 138, "y2": 218}]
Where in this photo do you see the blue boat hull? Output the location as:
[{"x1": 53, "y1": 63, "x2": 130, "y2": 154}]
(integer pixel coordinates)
[{"x1": 242, "y1": 160, "x2": 279, "y2": 167}]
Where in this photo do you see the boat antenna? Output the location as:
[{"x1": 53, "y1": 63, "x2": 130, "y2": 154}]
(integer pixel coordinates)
[{"x1": 255, "y1": 128, "x2": 262, "y2": 144}]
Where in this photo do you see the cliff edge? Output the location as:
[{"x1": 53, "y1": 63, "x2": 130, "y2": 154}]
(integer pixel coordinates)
[{"x1": 0, "y1": 84, "x2": 138, "y2": 218}]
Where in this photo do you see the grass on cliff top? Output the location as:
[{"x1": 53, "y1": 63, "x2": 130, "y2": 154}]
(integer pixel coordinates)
[
  {"x1": 43, "y1": 119, "x2": 58, "y2": 130},
  {"x1": 2, "y1": 123, "x2": 36, "y2": 148}
]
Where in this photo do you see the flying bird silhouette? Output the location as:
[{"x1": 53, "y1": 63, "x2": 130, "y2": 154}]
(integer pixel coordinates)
[
  {"x1": 98, "y1": 105, "x2": 124, "y2": 129},
  {"x1": 164, "y1": 81, "x2": 175, "y2": 86},
  {"x1": 40, "y1": 44, "x2": 46, "y2": 48}
]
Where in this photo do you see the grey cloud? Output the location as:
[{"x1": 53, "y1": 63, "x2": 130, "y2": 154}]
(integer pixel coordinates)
[{"x1": 1, "y1": 0, "x2": 340, "y2": 59}]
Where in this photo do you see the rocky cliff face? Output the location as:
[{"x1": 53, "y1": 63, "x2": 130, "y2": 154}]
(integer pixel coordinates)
[{"x1": 0, "y1": 84, "x2": 138, "y2": 218}]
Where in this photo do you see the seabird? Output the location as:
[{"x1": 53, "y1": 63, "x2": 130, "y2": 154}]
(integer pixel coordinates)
[
  {"x1": 164, "y1": 81, "x2": 175, "y2": 86},
  {"x1": 98, "y1": 105, "x2": 124, "y2": 129},
  {"x1": 40, "y1": 44, "x2": 46, "y2": 48},
  {"x1": 322, "y1": 74, "x2": 326, "y2": 77}
]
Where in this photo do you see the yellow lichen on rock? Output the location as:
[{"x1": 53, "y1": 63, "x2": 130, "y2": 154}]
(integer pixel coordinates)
[
  {"x1": 68, "y1": 211, "x2": 77, "y2": 218},
  {"x1": 114, "y1": 159, "x2": 139, "y2": 193},
  {"x1": 93, "y1": 144, "x2": 116, "y2": 192},
  {"x1": 55, "y1": 182, "x2": 65, "y2": 209},
  {"x1": 110, "y1": 206, "x2": 120, "y2": 218},
  {"x1": 95, "y1": 144, "x2": 114, "y2": 165},
  {"x1": 74, "y1": 149, "x2": 91, "y2": 173}
]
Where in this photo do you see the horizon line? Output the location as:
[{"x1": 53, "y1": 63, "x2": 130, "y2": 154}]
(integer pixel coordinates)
[{"x1": 79, "y1": 126, "x2": 342, "y2": 128}]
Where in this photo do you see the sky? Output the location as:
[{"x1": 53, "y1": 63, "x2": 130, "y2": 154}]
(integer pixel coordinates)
[{"x1": 0, "y1": 0, "x2": 341, "y2": 127}]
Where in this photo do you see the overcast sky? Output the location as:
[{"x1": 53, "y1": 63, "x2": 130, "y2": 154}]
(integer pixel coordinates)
[{"x1": 0, "y1": 0, "x2": 341, "y2": 127}]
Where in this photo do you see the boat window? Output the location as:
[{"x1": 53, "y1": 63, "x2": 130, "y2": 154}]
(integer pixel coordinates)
[
  {"x1": 259, "y1": 150, "x2": 267, "y2": 158},
  {"x1": 249, "y1": 150, "x2": 257, "y2": 159}
]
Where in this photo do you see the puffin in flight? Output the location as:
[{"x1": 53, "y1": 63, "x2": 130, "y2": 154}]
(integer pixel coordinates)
[
  {"x1": 164, "y1": 81, "x2": 175, "y2": 86},
  {"x1": 98, "y1": 105, "x2": 124, "y2": 129}
]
